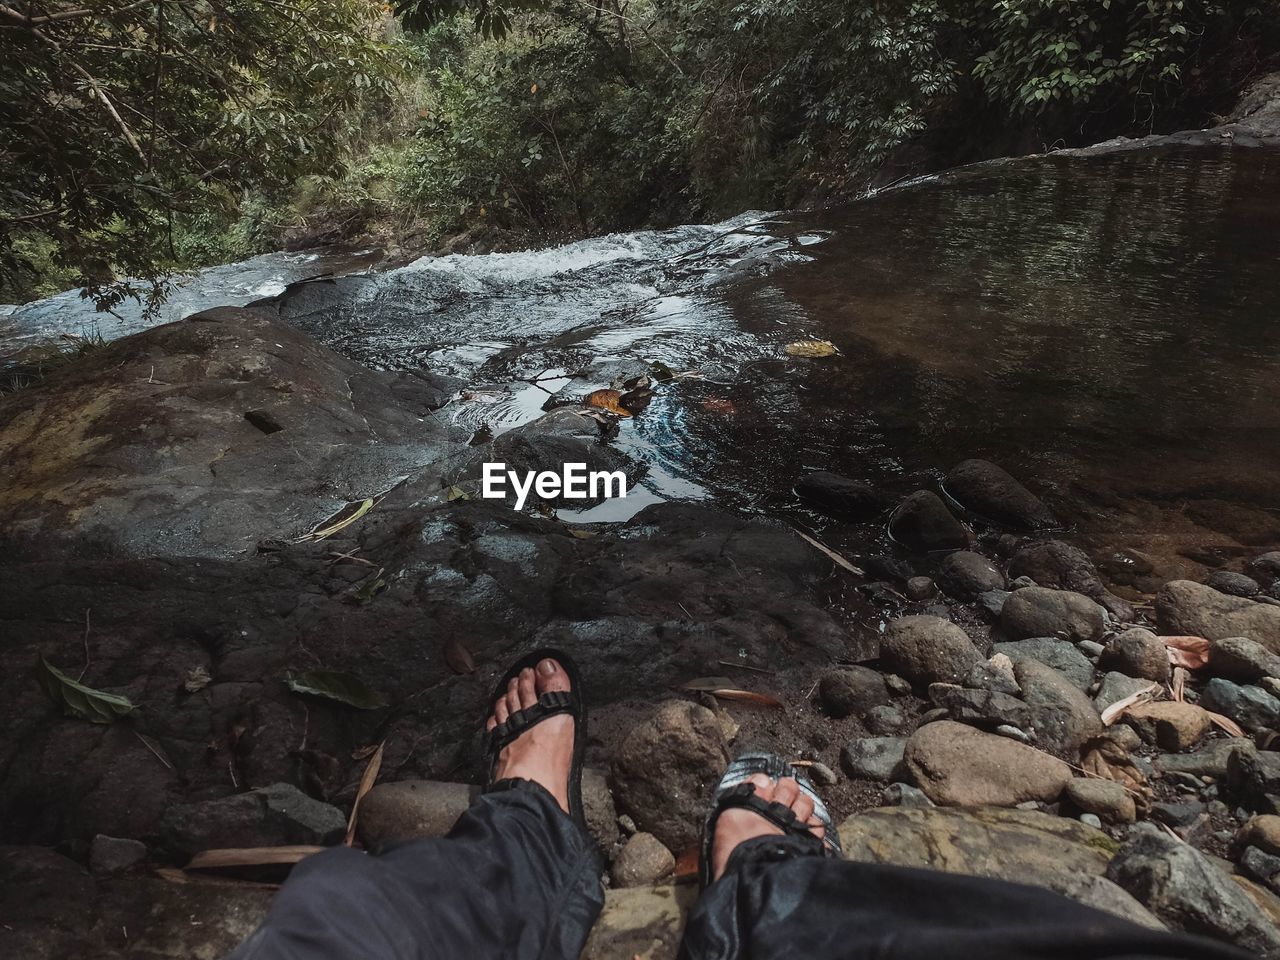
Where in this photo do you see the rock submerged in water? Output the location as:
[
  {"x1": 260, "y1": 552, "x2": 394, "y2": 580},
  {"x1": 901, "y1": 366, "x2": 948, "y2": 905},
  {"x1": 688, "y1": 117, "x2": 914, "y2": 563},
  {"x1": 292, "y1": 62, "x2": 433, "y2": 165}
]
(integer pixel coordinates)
[
  {"x1": 903, "y1": 720, "x2": 1072, "y2": 806},
  {"x1": 888, "y1": 490, "x2": 969, "y2": 552},
  {"x1": 943, "y1": 459, "x2": 1055, "y2": 529},
  {"x1": 1000, "y1": 586, "x2": 1104, "y2": 644},
  {"x1": 1156, "y1": 580, "x2": 1280, "y2": 652},
  {"x1": 880, "y1": 616, "x2": 982, "y2": 687},
  {"x1": 793, "y1": 470, "x2": 886, "y2": 518},
  {"x1": 1007, "y1": 540, "x2": 1135, "y2": 621}
]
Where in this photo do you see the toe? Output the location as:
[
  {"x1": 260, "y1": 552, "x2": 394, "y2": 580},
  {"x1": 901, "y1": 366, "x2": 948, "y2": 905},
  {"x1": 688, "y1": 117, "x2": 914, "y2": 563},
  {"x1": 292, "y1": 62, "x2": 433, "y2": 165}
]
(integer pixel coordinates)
[
  {"x1": 744, "y1": 773, "x2": 774, "y2": 797},
  {"x1": 486, "y1": 715, "x2": 497, "y2": 732},
  {"x1": 505, "y1": 677, "x2": 522, "y2": 717},
  {"x1": 516, "y1": 667, "x2": 538, "y2": 710},
  {"x1": 535, "y1": 658, "x2": 570, "y2": 693},
  {"x1": 494, "y1": 696, "x2": 509, "y2": 726},
  {"x1": 792, "y1": 790, "x2": 814, "y2": 825},
  {"x1": 772, "y1": 777, "x2": 800, "y2": 809}
]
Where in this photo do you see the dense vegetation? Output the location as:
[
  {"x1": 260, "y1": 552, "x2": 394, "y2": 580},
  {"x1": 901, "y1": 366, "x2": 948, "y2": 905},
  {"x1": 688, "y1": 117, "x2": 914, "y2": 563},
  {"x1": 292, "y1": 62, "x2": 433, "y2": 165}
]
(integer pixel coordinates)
[{"x1": 2, "y1": 0, "x2": 1276, "y2": 307}]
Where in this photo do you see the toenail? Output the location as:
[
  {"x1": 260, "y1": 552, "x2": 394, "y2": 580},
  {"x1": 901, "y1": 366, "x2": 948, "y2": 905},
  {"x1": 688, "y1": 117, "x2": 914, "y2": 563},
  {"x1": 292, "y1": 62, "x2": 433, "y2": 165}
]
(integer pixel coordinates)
[{"x1": 537, "y1": 659, "x2": 556, "y2": 676}]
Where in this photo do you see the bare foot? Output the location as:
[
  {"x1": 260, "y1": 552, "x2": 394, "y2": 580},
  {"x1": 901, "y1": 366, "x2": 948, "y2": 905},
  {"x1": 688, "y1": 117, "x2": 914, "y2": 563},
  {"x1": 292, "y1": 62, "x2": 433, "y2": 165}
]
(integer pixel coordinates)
[
  {"x1": 710, "y1": 773, "x2": 825, "y2": 881},
  {"x1": 485, "y1": 658, "x2": 574, "y2": 814}
]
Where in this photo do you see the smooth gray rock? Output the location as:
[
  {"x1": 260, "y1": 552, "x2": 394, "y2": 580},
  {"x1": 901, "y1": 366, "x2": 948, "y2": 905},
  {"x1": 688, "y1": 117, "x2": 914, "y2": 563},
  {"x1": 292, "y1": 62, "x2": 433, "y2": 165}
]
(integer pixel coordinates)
[
  {"x1": 903, "y1": 721, "x2": 1071, "y2": 806},
  {"x1": 1065, "y1": 778, "x2": 1136, "y2": 824},
  {"x1": 1239, "y1": 846, "x2": 1280, "y2": 892},
  {"x1": 1100, "y1": 627, "x2": 1171, "y2": 683},
  {"x1": 1015, "y1": 659, "x2": 1103, "y2": 755},
  {"x1": 1094, "y1": 671, "x2": 1158, "y2": 713},
  {"x1": 1106, "y1": 828, "x2": 1280, "y2": 954},
  {"x1": 936, "y1": 551, "x2": 1005, "y2": 600},
  {"x1": 976, "y1": 589, "x2": 1011, "y2": 621},
  {"x1": 1001, "y1": 587, "x2": 1104, "y2": 644},
  {"x1": 794, "y1": 471, "x2": 886, "y2": 518},
  {"x1": 994, "y1": 637, "x2": 1094, "y2": 690},
  {"x1": 1159, "y1": 739, "x2": 1256, "y2": 780},
  {"x1": 1210, "y1": 637, "x2": 1280, "y2": 683},
  {"x1": 865, "y1": 704, "x2": 906, "y2": 734},
  {"x1": 929, "y1": 683, "x2": 1033, "y2": 729},
  {"x1": 963, "y1": 655, "x2": 1021, "y2": 695},
  {"x1": 1207, "y1": 570, "x2": 1261, "y2": 598},
  {"x1": 160, "y1": 782, "x2": 346, "y2": 859},
  {"x1": 880, "y1": 616, "x2": 982, "y2": 687},
  {"x1": 842, "y1": 737, "x2": 908, "y2": 782},
  {"x1": 882, "y1": 782, "x2": 935, "y2": 807},
  {"x1": 1157, "y1": 580, "x2": 1280, "y2": 652},
  {"x1": 1200, "y1": 678, "x2": 1280, "y2": 733}
]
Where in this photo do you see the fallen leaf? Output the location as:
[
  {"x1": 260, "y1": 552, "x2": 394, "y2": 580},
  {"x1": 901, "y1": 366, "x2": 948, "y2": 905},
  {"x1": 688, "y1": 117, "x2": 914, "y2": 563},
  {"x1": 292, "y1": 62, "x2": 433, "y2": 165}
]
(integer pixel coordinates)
[
  {"x1": 673, "y1": 845, "x2": 699, "y2": 882},
  {"x1": 1205, "y1": 710, "x2": 1245, "y2": 738},
  {"x1": 566, "y1": 527, "x2": 597, "y2": 539},
  {"x1": 285, "y1": 670, "x2": 385, "y2": 710},
  {"x1": 681, "y1": 676, "x2": 735, "y2": 692},
  {"x1": 707, "y1": 689, "x2": 784, "y2": 709},
  {"x1": 444, "y1": 638, "x2": 476, "y2": 675},
  {"x1": 186, "y1": 846, "x2": 324, "y2": 870},
  {"x1": 586, "y1": 389, "x2": 632, "y2": 417},
  {"x1": 345, "y1": 741, "x2": 384, "y2": 846},
  {"x1": 784, "y1": 339, "x2": 838, "y2": 358},
  {"x1": 1080, "y1": 734, "x2": 1152, "y2": 816},
  {"x1": 295, "y1": 498, "x2": 374, "y2": 543},
  {"x1": 1163, "y1": 636, "x2": 1210, "y2": 670},
  {"x1": 1170, "y1": 666, "x2": 1187, "y2": 703},
  {"x1": 1100, "y1": 682, "x2": 1159, "y2": 726},
  {"x1": 36, "y1": 657, "x2": 135, "y2": 724},
  {"x1": 618, "y1": 387, "x2": 654, "y2": 413},
  {"x1": 341, "y1": 568, "x2": 387, "y2": 606},
  {"x1": 446, "y1": 485, "x2": 470, "y2": 501},
  {"x1": 184, "y1": 666, "x2": 212, "y2": 693},
  {"x1": 701, "y1": 397, "x2": 737, "y2": 415},
  {"x1": 530, "y1": 83, "x2": 538, "y2": 93},
  {"x1": 792, "y1": 529, "x2": 866, "y2": 577}
]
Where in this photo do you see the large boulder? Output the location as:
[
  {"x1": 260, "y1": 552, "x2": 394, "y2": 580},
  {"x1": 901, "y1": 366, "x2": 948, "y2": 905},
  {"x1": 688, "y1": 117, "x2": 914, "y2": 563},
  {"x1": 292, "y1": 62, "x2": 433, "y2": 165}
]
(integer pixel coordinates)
[
  {"x1": 903, "y1": 721, "x2": 1072, "y2": 806},
  {"x1": 942, "y1": 460, "x2": 1055, "y2": 529},
  {"x1": 1099, "y1": 628, "x2": 1171, "y2": 683},
  {"x1": 612, "y1": 701, "x2": 731, "y2": 853},
  {"x1": 1000, "y1": 587, "x2": 1104, "y2": 644},
  {"x1": 1008, "y1": 540, "x2": 1134, "y2": 620},
  {"x1": 880, "y1": 616, "x2": 982, "y2": 687},
  {"x1": 1107, "y1": 827, "x2": 1280, "y2": 954},
  {"x1": 838, "y1": 806, "x2": 1159, "y2": 927},
  {"x1": 356, "y1": 781, "x2": 479, "y2": 847},
  {"x1": 0, "y1": 308, "x2": 464, "y2": 559},
  {"x1": 159, "y1": 783, "x2": 346, "y2": 859},
  {"x1": 888, "y1": 491, "x2": 968, "y2": 552},
  {"x1": 1157, "y1": 581, "x2": 1280, "y2": 653},
  {"x1": 1210, "y1": 637, "x2": 1280, "y2": 684}
]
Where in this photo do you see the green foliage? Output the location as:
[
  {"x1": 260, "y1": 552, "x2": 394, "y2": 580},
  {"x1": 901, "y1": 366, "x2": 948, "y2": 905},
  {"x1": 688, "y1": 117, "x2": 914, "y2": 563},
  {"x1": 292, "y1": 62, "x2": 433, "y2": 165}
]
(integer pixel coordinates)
[{"x1": 0, "y1": 0, "x2": 402, "y2": 309}]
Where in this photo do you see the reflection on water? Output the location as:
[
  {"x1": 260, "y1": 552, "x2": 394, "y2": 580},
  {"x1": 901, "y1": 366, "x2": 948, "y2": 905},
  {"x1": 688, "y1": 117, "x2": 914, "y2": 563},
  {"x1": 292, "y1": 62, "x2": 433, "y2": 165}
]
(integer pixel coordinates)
[{"x1": 5, "y1": 148, "x2": 1279, "y2": 561}]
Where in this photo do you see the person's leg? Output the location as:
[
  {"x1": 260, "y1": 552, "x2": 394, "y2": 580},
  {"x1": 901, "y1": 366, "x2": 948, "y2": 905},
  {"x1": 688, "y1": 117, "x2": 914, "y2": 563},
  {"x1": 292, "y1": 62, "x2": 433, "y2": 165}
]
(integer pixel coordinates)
[
  {"x1": 678, "y1": 775, "x2": 1252, "y2": 960},
  {"x1": 229, "y1": 658, "x2": 603, "y2": 960}
]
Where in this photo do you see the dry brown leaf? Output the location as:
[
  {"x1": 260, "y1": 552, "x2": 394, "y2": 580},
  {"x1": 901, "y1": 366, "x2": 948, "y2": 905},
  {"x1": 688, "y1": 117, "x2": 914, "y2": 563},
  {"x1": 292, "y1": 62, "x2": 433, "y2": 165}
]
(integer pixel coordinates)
[
  {"x1": 444, "y1": 638, "x2": 476, "y2": 675},
  {"x1": 708, "y1": 689, "x2": 784, "y2": 709},
  {"x1": 1171, "y1": 666, "x2": 1188, "y2": 703},
  {"x1": 1080, "y1": 734, "x2": 1152, "y2": 816},
  {"x1": 1163, "y1": 635, "x2": 1211, "y2": 670},
  {"x1": 701, "y1": 397, "x2": 737, "y2": 415},
  {"x1": 792, "y1": 528, "x2": 866, "y2": 577},
  {"x1": 345, "y1": 741, "x2": 385, "y2": 846},
  {"x1": 585, "y1": 389, "x2": 632, "y2": 417},
  {"x1": 681, "y1": 676, "x2": 735, "y2": 692},
  {"x1": 156, "y1": 866, "x2": 280, "y2": 889},
  {"x1": 673, "y1": 846, "x2": 699, "y2": 882},
  {"x1": 1205, "y1": 710, "x2": 1246, "y2": 738},
  {"x1": 186, "y1": 846, "x2": 324, "y2": 870},
  {"x1": 784, "y1": 339, "x2": 838, "y2": 358},
  {"x1": 1100, "y1": 682, "x2": 1160, "y2": 726}
]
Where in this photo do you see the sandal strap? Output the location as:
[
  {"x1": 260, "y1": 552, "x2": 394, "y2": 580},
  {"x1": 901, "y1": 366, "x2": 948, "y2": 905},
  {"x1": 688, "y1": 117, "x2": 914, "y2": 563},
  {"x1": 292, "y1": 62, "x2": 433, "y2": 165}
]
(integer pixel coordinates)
[
  {"x1": 487, "y1": 690, "x2": 576, "y2": 753},
  {"x1": 715, "y1": 782, "x2": 826, "y2": 852}
]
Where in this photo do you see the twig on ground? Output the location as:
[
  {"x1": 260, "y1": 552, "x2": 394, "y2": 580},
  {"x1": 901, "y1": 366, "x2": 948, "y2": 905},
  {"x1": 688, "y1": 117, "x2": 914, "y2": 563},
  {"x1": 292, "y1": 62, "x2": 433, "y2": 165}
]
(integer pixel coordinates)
[{"x1": 78, "y1": 607, "x2": 91, "y2": 681}]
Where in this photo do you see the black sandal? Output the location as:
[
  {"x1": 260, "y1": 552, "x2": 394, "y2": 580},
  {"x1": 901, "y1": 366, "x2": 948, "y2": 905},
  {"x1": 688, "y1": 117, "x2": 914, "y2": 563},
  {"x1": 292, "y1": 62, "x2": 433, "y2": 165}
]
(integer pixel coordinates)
[
  {"x1": 482, "y1": 648, "x2": 589, "y2": 831},
  {"x1": 699, "y1": 751, "x2": 842, "y2": 887}
]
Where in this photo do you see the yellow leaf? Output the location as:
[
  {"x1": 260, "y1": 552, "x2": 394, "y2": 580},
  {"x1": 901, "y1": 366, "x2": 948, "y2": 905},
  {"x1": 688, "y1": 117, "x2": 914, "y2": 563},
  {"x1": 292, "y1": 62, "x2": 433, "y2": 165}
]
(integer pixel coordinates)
[
  {"x1": 530, "y1": 83, "x2": 539, "y2": 93},
  {"x1": 585, "y1": 389, "x2": 632, "y2": 417},
  {"x1": 784, "y1": 339, "x2": 838, "y2": 358}
]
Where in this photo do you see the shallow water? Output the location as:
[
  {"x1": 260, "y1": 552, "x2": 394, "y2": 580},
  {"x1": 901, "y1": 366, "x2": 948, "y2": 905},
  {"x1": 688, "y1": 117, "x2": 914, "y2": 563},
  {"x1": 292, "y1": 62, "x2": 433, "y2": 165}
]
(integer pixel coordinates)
[{"x1": 6, "y1": 146, "x2": 1280, "y2": 564}]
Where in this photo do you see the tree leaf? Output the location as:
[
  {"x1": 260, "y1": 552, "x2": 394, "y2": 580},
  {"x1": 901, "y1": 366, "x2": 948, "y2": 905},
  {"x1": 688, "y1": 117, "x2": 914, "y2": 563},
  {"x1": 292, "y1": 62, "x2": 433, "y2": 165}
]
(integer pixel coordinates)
[
  {"x1": 1163, "y1": 635, "x2": 1210, "y2": 670},
  {"x1": 345, "y1": 741, "x2": 384, "y2": 846},
  {"x1": 585, "y1": 389, "x2": 632, "y2": 417},
  {"x1": 446, "y1": 484, "x2": 470, "y2": 501},
  {"x1": 444, "y1": 638, "x2": 476, "y2": 675},
  {"x1": 36, "y1": 656, "x2": 136, "y2": 724},
  {"x1": 708, "y1": 688, "x2": 784, "y2": 709},
  {"x1": 1100, "y1": 681, "x2": 1159, "y2": 726},
  {"x1": 1205, "y1": 710, "x2": 1245, "y2": 738},
  {"x1": 285, "y1": 670, "x2": 385, "y2": 710},
  {"x1": 184, "y1": 666, "x2": 212, "y2": 693},
  {"x1": 784, "y1": 339, "x2": 838, "y2": 358},
  {"x1": 294, "y1": 498, "x2": 374, "y2": 543},
  {"x1": 186, "y1": 846, "x2": 324, "y2": 869}
]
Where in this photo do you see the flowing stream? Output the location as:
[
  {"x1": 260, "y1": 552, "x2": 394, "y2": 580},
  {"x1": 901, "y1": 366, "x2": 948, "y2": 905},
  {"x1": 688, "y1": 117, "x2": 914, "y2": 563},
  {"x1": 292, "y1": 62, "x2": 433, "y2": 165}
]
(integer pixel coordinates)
[{"x1": 6, "y1": 145, "x2": 1280, "y2": 571}]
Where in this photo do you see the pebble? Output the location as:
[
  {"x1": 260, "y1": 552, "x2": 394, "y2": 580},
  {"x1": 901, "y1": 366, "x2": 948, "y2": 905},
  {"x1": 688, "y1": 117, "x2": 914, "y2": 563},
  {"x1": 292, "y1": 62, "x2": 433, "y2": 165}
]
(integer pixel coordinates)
[
  {"x1": 617, "y1": 814, "x2": 638, "y2": 836},
  {"x1": 995, "y1": 724, "x2": 1033, "y2": 744},
  {"x1": 905, "y1": 576, "x2": 936, "y2": 601},
  {"x1": 884, "y1": 674, "x2": 912, "y2": 696},
  {"x1": 864, "y1": 704, "x2": 906, "y2": 734},
  {"x1": 610, "y1": 832, "x2": 675, "y2": 888},
  {"x1": 1010, "y1": 576, "x2": 1037, "y2": 589},
  {"x1": 882, "y1": 782, "x2": 934, "y2": 808},
  {"x1": 1078, "y1": 640, "x2": 1105, "y2": 658},
  {"x1": 807, "y1": 762, "x2": 838, "y2": 787},
  {"x1": 1206, "y1": 570, "x2": 1261, "y2": 598},
  {"x1": 1080, "y1": 813, "x2": 1103, "y2": 829}
]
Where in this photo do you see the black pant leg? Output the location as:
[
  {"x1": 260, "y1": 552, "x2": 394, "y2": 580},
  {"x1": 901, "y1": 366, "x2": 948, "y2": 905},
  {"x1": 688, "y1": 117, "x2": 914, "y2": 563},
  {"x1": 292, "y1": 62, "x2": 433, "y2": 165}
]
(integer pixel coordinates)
[
  {"x1": 228, "y1": 780, "x2": 604, "y2": 960},
  {"x1": 677, "y1": 836, "x2": 1254, "y2": 960}
]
